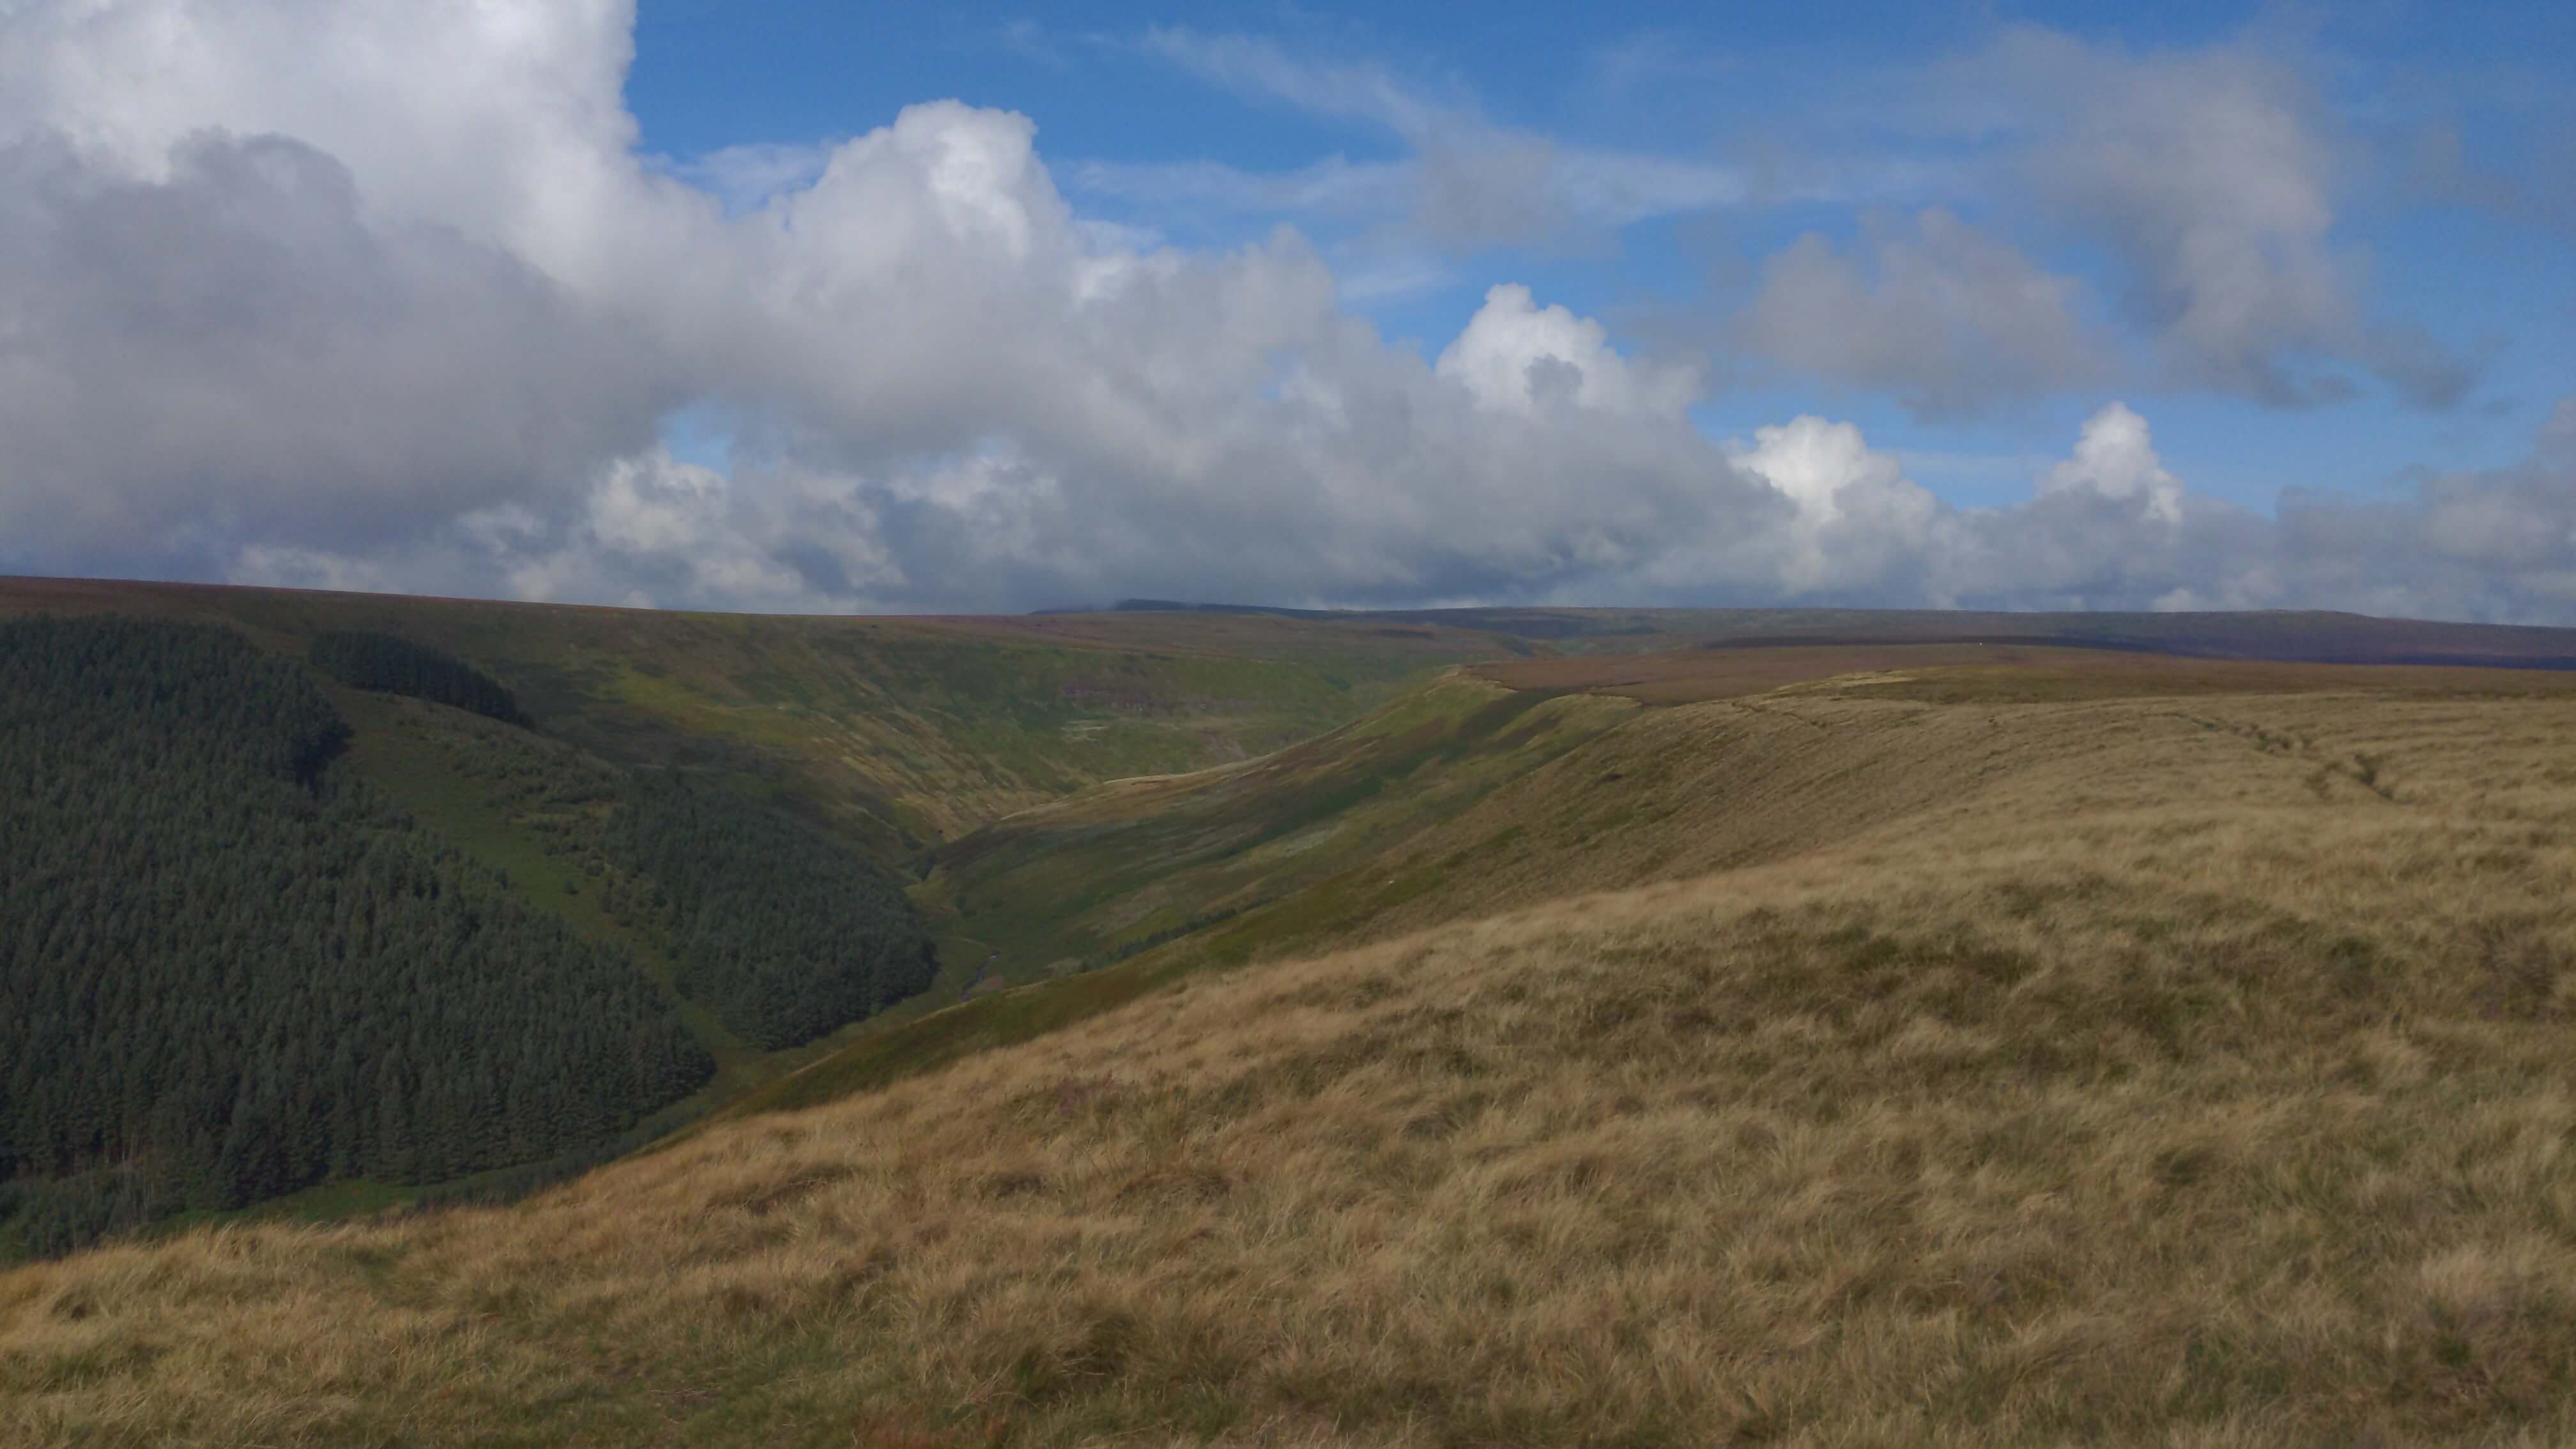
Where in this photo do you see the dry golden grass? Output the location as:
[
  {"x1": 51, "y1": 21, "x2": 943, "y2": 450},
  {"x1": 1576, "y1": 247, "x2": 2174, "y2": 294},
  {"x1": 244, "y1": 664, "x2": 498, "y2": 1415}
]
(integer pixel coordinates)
[
  {"x1": 1477, "y1": 640, "x2": 2032, "y2": 700},
  {"x1": 11, "y1": 682, "x2": 2576, "y2": 1445}
]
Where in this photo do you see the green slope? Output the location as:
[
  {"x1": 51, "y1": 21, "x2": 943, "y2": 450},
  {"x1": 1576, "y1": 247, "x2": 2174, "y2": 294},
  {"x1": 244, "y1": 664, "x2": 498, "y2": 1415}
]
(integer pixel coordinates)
[
  {"x1": 0, "y1": 578, "x2": 1513, "y2": 858},
  {"x1": 709, "y1": 638, "x2": 2576, "y2": 1137},
  {"x1": 917, "y1": 672, "x2": 1634, "y2": 984},
  {"x1": 333, "y1": 689, "x2": 979, "y2": 1112},
  {"x1": 0, "y1": 578, "x2": 1517, "y2": 1234},
  {"x1": 12, "y1": 577, "x2": 2573, "y2": 870},
  {"x1": 19, "y1": 574, "x2": 2576, "y2": 1181}
]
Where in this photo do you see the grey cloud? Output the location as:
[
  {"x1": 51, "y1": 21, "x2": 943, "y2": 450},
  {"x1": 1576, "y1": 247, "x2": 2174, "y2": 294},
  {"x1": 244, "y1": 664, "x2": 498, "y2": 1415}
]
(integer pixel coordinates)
[
  {"x1": 202, "y1": 87, "x2": 1777, "y2": 615},
  {"x1": 1975, "y1": 28, "x2": 2477, "y2": 410},
  {"x1": 1627, "y1": 400, "x2": 2576, "y2": 624},
  {"x1": 2266, "y1": 399, "x2": 2576, "y2": 621},
  {"x1": 2403, "y1": 121, "x2": 2576, "y2": 243},
  {"x1": 1735, "y1": 209, "x2": 2112, "y2": 418},
  {"x1": 0, "y1": 129, "x2": 679, "y2": 574},
  {"x1": 10, "y1": 3, "x2": 2576, "y2": 627},
  {"x1": 1131, "y1": 27, "x2": 1744, "y2": 251},
  {"x1": 1951, "y1": 398, "x2": 2576, "y2": 622}
]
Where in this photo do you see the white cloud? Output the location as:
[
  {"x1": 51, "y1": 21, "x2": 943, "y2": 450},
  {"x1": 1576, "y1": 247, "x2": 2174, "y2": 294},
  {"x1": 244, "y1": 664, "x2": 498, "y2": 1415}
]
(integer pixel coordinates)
[
  {"x1": 1721, "y1": 417, "x2": 1942, "y2": 594},
  {"x1": 1, "y1": 3, "x2": 2572, "y2": 625},
  {"x1": 0, "y1": 126, "x2": 677, "y2": 572},
  {"x1": 1733, "y1": 417, "x2": 1912, "y2": 526},
  {"x1": 0, "y1": 0, "x2": 650, "y2": 284},
  {"x1": 652, "y1": 142, "x2": 834, "y2": 215},
  {"x1": 2041, "y1": 403, "x2": 2183, "y2": 525},
  {"x1": 1434, "y1": 285, "x2": 1698, "y2": 418}
]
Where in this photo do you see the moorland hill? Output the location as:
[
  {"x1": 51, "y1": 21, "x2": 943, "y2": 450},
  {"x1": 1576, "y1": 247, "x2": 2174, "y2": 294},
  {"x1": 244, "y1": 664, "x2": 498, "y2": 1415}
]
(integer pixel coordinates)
[{"x1": 9, "y1": 594, "x2": 2576, "y2": 1445}]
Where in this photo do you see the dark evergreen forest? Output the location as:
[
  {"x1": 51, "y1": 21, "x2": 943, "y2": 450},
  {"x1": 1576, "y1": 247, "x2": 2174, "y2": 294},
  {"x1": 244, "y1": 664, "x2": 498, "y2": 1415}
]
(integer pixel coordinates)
[
  {"x1": 602, "y1": 775, "x2": 939, "y2": 1050},
  {"x1": 309, "y1": 630, "x2": 530, "y2": 725},
  {"x1": 0, "y1": 617, "x2": 712, "y2": 1257}
]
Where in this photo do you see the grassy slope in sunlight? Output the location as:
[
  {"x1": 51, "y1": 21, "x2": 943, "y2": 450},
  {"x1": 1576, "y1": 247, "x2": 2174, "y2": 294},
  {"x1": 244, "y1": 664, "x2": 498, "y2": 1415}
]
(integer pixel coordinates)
[
  {"x1": 923, "y1": 643, "x2": 2576, "y2": 998},
  {"x1": 14, "y1": 658, "x2": 2576, "y2": 1445}
]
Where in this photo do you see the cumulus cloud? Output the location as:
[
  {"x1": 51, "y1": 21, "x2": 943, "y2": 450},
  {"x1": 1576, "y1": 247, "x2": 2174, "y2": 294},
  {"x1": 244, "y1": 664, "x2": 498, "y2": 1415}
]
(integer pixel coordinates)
[
  {"x1": 2040, "y1": 402, "x2": 2183, "y2": 525},
  {"x1": 1679, "y1": 402, "x2": 2238, "y2": 614},
  {"x1": 1435, "y1": 285, "x2": 1698, "y2": 418},
  {"x1": 0, "y1": 0, "x2": 648, "y2": 282},
  {"x1": 1736, "y1": 208, "x2": 2110, "y2": 417},
  {"x1": 2, "y1": 1, "x2": 2572, "y2": 624},
  {"x1": 1719, "y1": 417, "x2": 1942, "y2": 595},
  {"x1": 0, "y1": 128, "x2": 677, "y2": 574},
  {"x1": 1, "y1": 1, "x2": 1786, "y2": 612},
  {"x1": 1712, "y1": 397, "x2": 2576, "y2": 624}
]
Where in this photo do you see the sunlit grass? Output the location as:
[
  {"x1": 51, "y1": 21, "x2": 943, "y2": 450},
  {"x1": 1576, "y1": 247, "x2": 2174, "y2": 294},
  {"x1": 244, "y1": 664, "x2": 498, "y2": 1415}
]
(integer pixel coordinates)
[{"x1": 12, "y1": 674, "x2": 2576, "y2": 1444}]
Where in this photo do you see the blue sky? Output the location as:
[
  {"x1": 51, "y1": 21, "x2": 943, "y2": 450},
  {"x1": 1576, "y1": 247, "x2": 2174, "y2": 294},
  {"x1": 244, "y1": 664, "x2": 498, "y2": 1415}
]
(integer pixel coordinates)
[
  {"x1": 620, "y1": 1, "x2": 2576, "y2": 511},
  {"x1": 4, "y1": 1, "x2": 2573, "y2": 618}
]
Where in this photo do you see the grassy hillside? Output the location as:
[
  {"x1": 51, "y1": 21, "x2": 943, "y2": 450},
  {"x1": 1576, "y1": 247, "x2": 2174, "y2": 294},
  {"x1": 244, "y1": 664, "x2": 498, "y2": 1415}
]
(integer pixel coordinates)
[
  {"x1": 743, "y1": 643, "x2": 2576, "y2": 1124},
  {"x1": 0, "y1": 578, "x2": 1513, "y2": 855},
  {"x1": 12, "y1": 648, "x2": 2576, "y2": 1444},
  {"x1": 911, "y1": 673, "x2": 1636, "y2": 986},
  {"x1": 0, "y1": 578, "x2": 1521, "y2": 1241},
  {"x1": 12, "y1": 576, "x2": 2575, "y2": 860},
  {"x1": 910, "y1": 641, "x2": 2576, "y2": 1002}
]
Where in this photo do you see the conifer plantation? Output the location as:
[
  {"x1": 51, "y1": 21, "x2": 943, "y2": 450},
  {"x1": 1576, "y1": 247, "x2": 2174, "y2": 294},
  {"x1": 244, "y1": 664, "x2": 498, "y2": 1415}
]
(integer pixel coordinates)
[
  {"x1": 0, "y1": 618, "x2": 714, "y2": 1255},
  {"x1": 604, "y1": 774, "x2": 940, "y2": 1050},
  {"x1": 307, "y1": 629, "x2": 531, "y2": 726}
]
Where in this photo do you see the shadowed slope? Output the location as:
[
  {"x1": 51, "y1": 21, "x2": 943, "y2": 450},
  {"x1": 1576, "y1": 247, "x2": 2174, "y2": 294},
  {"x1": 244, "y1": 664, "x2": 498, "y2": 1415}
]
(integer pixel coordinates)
[{"x1": 10, "y1": 675, "x2": 2576, "y2": 1445}]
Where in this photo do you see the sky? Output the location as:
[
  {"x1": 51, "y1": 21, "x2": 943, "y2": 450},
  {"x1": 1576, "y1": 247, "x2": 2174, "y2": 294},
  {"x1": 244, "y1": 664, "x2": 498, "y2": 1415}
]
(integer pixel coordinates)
[{"x1": 2, "y1": 1, "x2": 2572, "y2": 620}]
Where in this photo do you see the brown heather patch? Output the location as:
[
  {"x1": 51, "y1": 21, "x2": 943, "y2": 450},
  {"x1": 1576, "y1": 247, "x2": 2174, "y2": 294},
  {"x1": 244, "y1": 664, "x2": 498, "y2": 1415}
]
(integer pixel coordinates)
[
  {"x1": 1476, "y1": 641, "x2": 2576, "y2": 706},
  {"x1": 12, "y1": 684, "x2": 2576, "y2": 1444}
]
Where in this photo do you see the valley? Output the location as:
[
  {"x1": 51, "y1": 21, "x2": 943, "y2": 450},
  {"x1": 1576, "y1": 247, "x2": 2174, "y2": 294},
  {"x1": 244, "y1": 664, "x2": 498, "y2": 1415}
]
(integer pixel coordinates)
[
  {"x1": 8, "y1": 578, "x2": 2576, "y2": 1443},
  {"x1": 14, "y1": 1, "x2": 2569, "y2": 1441}
]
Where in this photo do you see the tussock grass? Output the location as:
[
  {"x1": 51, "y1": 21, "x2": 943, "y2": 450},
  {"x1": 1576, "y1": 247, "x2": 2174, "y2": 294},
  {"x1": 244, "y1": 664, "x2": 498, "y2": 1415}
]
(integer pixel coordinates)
[{"x1": 11, "y1": 686, "x2": 2576, "y2": 1445}]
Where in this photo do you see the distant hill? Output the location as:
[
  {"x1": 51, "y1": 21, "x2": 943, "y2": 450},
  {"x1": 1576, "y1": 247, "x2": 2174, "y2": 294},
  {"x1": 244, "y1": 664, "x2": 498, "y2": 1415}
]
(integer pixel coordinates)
[
  {"x1": 0, "y1": 576, "x2": 1512, "y2": 855},
  {"x1": 12, "y1": 576, "x2": 2573, "y2": 860},
  {"x1": 1094, "y1": 595, "x2": 2576, "y2": 665}
]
